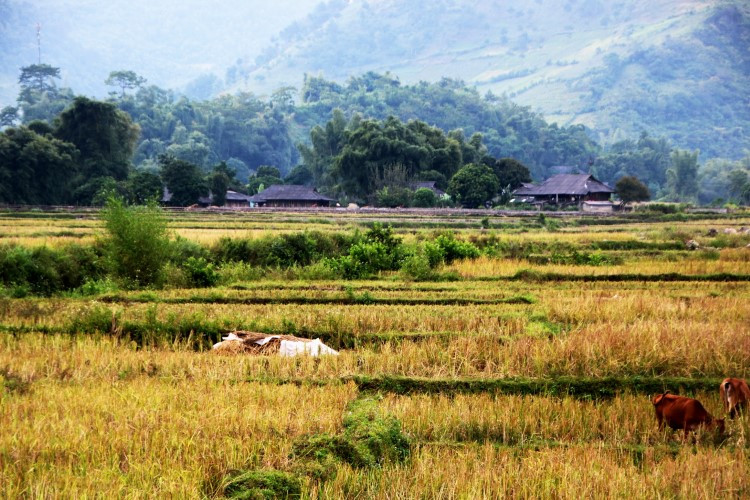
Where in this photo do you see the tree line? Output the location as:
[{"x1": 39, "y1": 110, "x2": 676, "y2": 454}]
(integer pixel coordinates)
[{"x1": 1, "y1": 64, "x2": 749, "y2": 207}]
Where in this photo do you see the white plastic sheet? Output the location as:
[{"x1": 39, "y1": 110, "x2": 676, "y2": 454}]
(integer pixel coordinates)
[{"x1": 279, "y1": 338, "x2": 339, "y2": 357}]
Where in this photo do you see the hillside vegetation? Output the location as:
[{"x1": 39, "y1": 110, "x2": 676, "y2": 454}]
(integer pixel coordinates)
[{"x1": 228, "y1": 0, "x2": 750, "y2": 160}]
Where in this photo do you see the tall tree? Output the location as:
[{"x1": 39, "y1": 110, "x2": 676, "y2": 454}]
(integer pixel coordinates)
[
  {"x1": 105, "y1": 70, "x2": 147, "y2": 98},
  {"x1": 159, "y1": 154, "x2": 207, "y2": 206},
  {"x1": 615, "y1": 176, "x2": 651, "y2": 204},
  {"x1": 18, "y1": 64, "x2": 60, "y2": 94},
  {"x1": 0, "y1": 126, "x2": 78, "y2": 204},
  {"x1": 665, "y1": 149, "x2": 699, "y2": 201},
  {"x1": 16, "y1": 64, "x2": 72, "y2": 123},
  {"x1": 55, "y1": 97, "x2": 140, "y2": 183},
  {"x1": 447, "y1": 163, "x2": 499, "y2": 208}
]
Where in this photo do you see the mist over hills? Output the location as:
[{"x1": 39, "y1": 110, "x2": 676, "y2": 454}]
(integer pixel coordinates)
[
  {"x1": 1, "y1": 0, "x2": 748, "y2": 161},
  {"x1": 0, "y1": 0, "x2": 320, "y2": 102},
  {"x1": 228, "y1": 0, "x2": 749, "y2": 160}
]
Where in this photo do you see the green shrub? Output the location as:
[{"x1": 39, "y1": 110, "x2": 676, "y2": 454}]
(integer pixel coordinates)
[
  {"x1": 423, "y1": 241, "x2": 445, "y2": 268},
  {"x1": 183, "y1": 257, "x2": 219, "y2": 287},
  {"x1": 212, "y1": 231, "x2": 357, "y2": 267},
  {"x1": 325, "y1": 224, "x2": 405, "y2": 279},
  {"x1": 170, "y1": 236, "x2": 210, "y2": 263},
  {"x1": 217, "y1": 262, "x2": 264, "y2": 284},
  {"x1": 101, "y1": 196, "x2": 171, "y2": 288},
  {"x1": 434, "y1": 234, "x2": 480, "y2": 263},
  {"x1": 412, "y1": 188, "x2": 437, "y2": 208},
  {"x1": 221, "y1": 470, "x2": 301, "y2": 500},
  {"x1": 0, "y1": 244, "x2": 105, "y2": 296}
]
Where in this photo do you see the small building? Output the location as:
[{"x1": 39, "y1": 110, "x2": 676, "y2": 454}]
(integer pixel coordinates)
[
  {"x1": 582, "y1": 200, "x2": 618, "y2": 213},
  {"x1": 198, "y1": 190, "x2": 253, "y2": 208},
  {"x1": 248, "y1": 185, "x2": 335, "y2": 208},
  {"x1": 512, "y1": 174, "x2": 614, "y2": 207}
]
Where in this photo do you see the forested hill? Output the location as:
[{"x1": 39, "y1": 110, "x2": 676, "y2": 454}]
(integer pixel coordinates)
[{"x1": 227, "y1": 0, "x2": 750, "y2": 160}]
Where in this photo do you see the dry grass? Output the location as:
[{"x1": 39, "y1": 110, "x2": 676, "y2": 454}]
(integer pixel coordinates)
[
  {"x1": 2, "y1": 211, "x2": 750, "y2": 497},
  {"x1": 0, "y1": 377, "x2": 356, "y2": 497}
]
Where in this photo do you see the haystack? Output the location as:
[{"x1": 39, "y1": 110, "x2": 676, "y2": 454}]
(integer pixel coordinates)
[{"x1": 212, "y1": 331, "x2": 339, "y2": 357}]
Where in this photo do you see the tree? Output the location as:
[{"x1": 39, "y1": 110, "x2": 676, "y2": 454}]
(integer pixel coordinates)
[
  {"x1": 284, "y1": 165, "x2": 314, "y2": 185},
  {"x1": 18, "y1": 64, "x2": 60, "y2": 94},
  {"x1": 0, "y1": 126, "x2": 78, "y2": 204},
  {"x1": 159, "y1": 154, "x2": 208, "y2": 206},
  {"x1": 208, "y1": 162, "x2": 236, "y2": 206},
  {"x1": 101, "y1": 195, "x2": 171, "y2": 287},
  {"x1": 615, "y1": 176, "x2": 651, "y2": 204},
  {"x1": 16, "y1": 64, "x2": 72, "y2": 123},
  {"x1": 105, "y1": 70, "x2": 147, "y2": 98},
  {"x1": 55, "y1": 97, "x2": 140, "y2": 185},
  {"x1": 447, "y1": 164, "x2": 499, "y2": 208},
  {"x1": 0, "y1": 106, "x2": 18, "y2": 127},
  {"x1": 488, "y1": 157, "x2": 532, "y2": 190},
  {"x1": 247, "y1": 165, "x2": 283, "y2": 195},
  {"x1": 126, "y1": 170, "x2": 163, "y2": 204},
  {"x1": 665, "y1": 149, "x2": 699, "y2": 201}
]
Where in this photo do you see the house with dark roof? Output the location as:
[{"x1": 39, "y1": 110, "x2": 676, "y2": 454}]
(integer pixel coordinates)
[
  {"x1": 247, "y1": 185, "x2": 335, "y2": 207},
  {"x1": 198, "y1": 190, "x2": 253, "y2": 208},
  {"x1": 513, "y1": 174, "x2": 614, "y2": 206},
  {"x1": 409, "y1": 181, "x2": 447, "y2": 198}
]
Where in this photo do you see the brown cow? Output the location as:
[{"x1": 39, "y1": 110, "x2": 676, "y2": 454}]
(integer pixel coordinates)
[
  {"x1": 652, "y1": 391, "x2": 725, "y2": 437},
  {"x1": 720, "y1": 378, "x2": 750, "y2": 418}
]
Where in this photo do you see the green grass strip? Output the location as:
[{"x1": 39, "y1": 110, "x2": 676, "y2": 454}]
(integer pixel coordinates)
[{"x1": 248, "y1": 375, "x2": 720, "y2": 399}]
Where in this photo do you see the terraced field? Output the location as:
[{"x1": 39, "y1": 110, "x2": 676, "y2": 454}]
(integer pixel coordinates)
[{"x1": 1, "y1": 209, "x2": 749, "y2": 497}]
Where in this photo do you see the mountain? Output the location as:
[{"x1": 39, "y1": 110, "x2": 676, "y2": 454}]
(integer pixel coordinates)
[
  {"x1": 2, "y1": 0, "x2": 747, "y2": 161},
  {"x1": 226, "y1": 0, "x2": 749, "y2": 160}
]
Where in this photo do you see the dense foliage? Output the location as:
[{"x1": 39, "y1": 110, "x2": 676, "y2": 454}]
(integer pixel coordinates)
[{"x1": 1, "y1": 60, "x2": 749, "y2": 206}]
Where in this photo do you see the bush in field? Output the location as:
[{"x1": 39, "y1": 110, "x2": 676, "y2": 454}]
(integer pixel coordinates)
[
  {"x1": 326, "y1": 223, "x2": 405, "y2": 278},
  {"x1": 0, "y1": 244, "x2": 104, "y2": 296},
  {"x1": 183, "y1": 257, "x2": 219, "y2": 287},
  {"x1": 212, "y1": 231, "x2": 356, "y2": 267},
  {"x1": 434, "y1": 234, "x2": 480, "y2": 263},
  {"x1": 412, "y1": 187, "x2": 438, "y2": 208},
  {"x1": 268, "y1": 232, "x2": 318, "y2": 267},
  {"x1": 170, "y1": 236, "x2": 210, "y2": 263},
  {"x1": 101, "y1": 195, "x2": 171, "y2": 287},
  {"x1": 401, "y1": 250, "x2": 435, "y2": 281}
]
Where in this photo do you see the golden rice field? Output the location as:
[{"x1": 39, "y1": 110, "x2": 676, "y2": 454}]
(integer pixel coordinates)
[{"x1": 1, "y1": 208, "x2": 750, "y2": 498}]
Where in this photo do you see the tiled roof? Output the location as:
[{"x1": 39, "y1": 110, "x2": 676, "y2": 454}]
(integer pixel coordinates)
[
  {"x1": 513, "y1": 174, "x2": 613, "y2": 196},
  {"x1": 248, "y1": 185, "x2": 334, "y2": 202}
]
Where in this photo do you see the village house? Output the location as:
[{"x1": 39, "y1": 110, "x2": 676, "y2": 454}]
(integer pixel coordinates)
[
  {"x1": 512, "y1": 174, "x2": 614, "y2": 208},
  {"x1": 198, "y1": 190, "x2": 253, "y2": 208},
  {"x1": 247, "y1": 185, "x2": 335, "y2": 208}
]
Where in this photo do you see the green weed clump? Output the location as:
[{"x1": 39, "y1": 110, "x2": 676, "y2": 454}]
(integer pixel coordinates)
[
  {"x1": 292, "y1": 396, "x2": 410, "y2": 477},
  {"x1": 220, "y1": 469, "x2": 302, "y2": 500}
]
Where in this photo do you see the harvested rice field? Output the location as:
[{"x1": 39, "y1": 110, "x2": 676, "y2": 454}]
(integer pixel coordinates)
[{"x1": 1, "y1": 208, "x2": 750, "y2": 498}]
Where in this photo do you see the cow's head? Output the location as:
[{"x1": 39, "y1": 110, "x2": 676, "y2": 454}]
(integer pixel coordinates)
[
  {"x1": 652, "y1": 391, "x2": 671, "y2": 406},
  {"x1": 713, "y1": 418, "x2": 726, "y2": 435}
]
